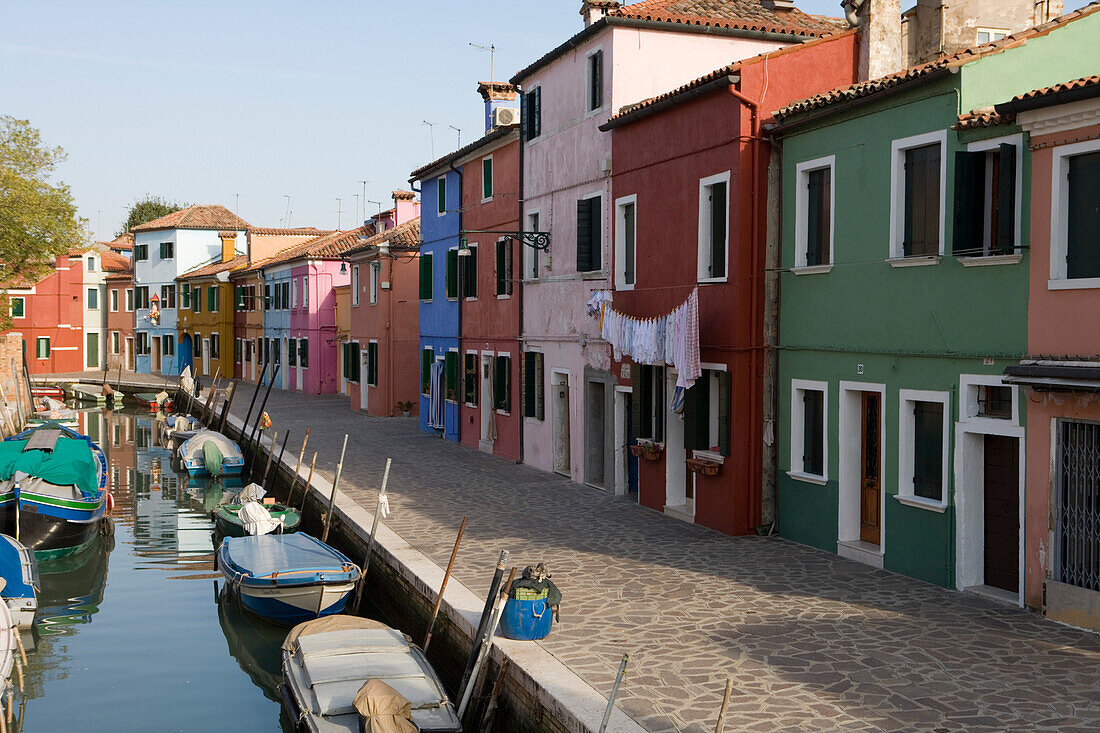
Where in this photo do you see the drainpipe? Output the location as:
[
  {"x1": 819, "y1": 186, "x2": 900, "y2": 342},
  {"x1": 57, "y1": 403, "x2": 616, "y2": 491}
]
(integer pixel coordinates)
[
  {"x1": 516, "y1": 84, "x2": 526, "y2": 465},
  {"x1": 448, "y1": 158, "x2": 464, "y2": 445}
]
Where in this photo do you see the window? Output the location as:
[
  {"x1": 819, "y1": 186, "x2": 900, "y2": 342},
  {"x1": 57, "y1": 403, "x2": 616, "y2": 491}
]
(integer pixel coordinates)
[
  {"x1": 976, "y1": 27, "x2": 1007, "y2": 44},
  {"x1": 698, "y1": 172, "x2": 729, "y2": 281},
  {"x1": 112, "y1": 331, "x2": 120, "y2": 354},
  {"x1": 437, "y1": 176, "x2": 447, "y2": 215},
  {"x1": 87, "y1": 288, "x2": 98, "y2": 310},
  {"x1": 631, "y1": 365, "x2": 665, "y2": 442},
  {"x1": 87, "y1": 256, "x2": 95, "y2": 271},
  {"x1": 464, "y1": 353, "x2": 478, "y2": 404},
  {"x1": 615, "y1": 195, "x2": 636, "y2": 288},
  {"x1": 86, "y1": 332, "x2": 99, "y2": 368},
  {"x1": 418, "y1": 254, "x2": 433, "y2": 300},
  {"x1": 495, "y1": 238, "x2": 513, "y2": 296},
  {"x1": 264, "y1": 284, "x2": 272, "y2": 309},
  {"x1": 35, "y1": 337, "x2": 50, "y2": 359},
  {"x1": 161, "y1": 284, "x2": 175, "y2": 309},
  {"x1": 684, "y1": 369, "x2": 731, "y2": 456},
  {"x1": 461, "y1": 245, "x2": 477, "y2": 298},
  {"x1": 292, "y1": 278, "x2": 298, "y2": 308},
  {"x1": 525, "y1": 211, "x2": 541, "y2": 280},
  {"x1": 446, "y1": 248, "x2": 459, "y2": 299},
  {"x1": 136, "y1": 332, "x2": 148, "y2": 355},
  {"x1": 194, "y1": 335, "x2": 202, "y2": 358},
  {"x1": 523, "y1": 86, "x2": 541, "y2": 140},
  {"x1": 523, "y1": 351, "x2": 544, "y2": 419},
  {"x1": 977, "y1": 385, "x2": 1012, "y2": 418},
  {"x1": 1055, "y1": 420, "x2": 1100, "y2": 592},
  {"x1": 282, "y1": 282, "x2": 290, "y2": 309},
  {"x1": 576, "y1": 196, "x2": 601, "y2": 272},
  {"x1": 134, "y1": 243, "x2": 148, "y2": 261},
  {"x1": 162, "y1": 334, "x2": 175, "y2": 356},
  {"x1": 342, "y1": 341, "x2": 360, "y2": 383},
  {"x1": 891, "y1": 131, "x2": 946, "y2": 259},
  {"x1": 288, "y1": 338, "x2": 298, "y2": 367},
  {"x1": 210, "y1": 333, "x2": 220, "y2": 359},
  {"x1": 135, "y1": 286, "x2": 149, "y2": 309},
  {"x1": 587, "y1": 50, "x2": 603, "y2": 111},
  {"x1": 790, "y1": 380, "x2": 827, "y2": 481},
  {"x1": 898, "y1": 390, "x2": 950, "y2": 508},
  {"x1": 9, "y1": 297, "x2": 24, "y2": 318},
  {"x1": 366, "y1": 341, "x2": 378, "y2": 386},
  {"x1": 208, "y1": 286, "x2": 218, "y2": 313},
  {"x1": 953, "y1": 139, "x2": 1019, "y2": 257},
  {"x1": 349, "y1": 263, "x2": 360, "y2": 306},
  {"x1": 796, "y1": 157, "x2": 834, "y2": 268},
  {"x1": 482, "y1": 157, "x2": 493, "y2": 200},
  {"x1": 303, "y1": 277, "x2": 308, "y2": 307},
  {"x1": 235, "y1": 338, "x2": 242, "y2": 363},
  {"x1": 126, "y1": 289, "x2": 134, "y2": 311},
  {"x1": 298, "y1": 338, "x2": 308, "y2": 368},
  {"x1": 160, "y1": 241, "x2": 174, "y2": 259},
  {"x1": 369, "y1": 264, "x2": 379, "y2": 304},
  {"x1": 190, "y1": 286, "x2": 200, "y2": 313},
  {"x1": 1060, "y1": 147, "x2": 1100, "y2": 281},
  {"x1": 181, "y1": 283, "x2": 191, "y2": 309},
  {"x1": 494, "y1": 355, "x2": 510, "y2": 412},
  {"x1": 110, "y1": 289, "x2": 119, "y2": 312},
  {"x1": 444, "y1": 350, "x2": 458, "y2": 401},
  {"x1": 421, "y1": 349, "x2": 433, "y2": 394}
]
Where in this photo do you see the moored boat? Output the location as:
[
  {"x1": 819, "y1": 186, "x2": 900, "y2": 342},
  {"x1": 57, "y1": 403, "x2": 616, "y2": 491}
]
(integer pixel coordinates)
[
  {"x1": 217, "y1": 533, "x2": 360, "y2": 624},
  {"x1": 213, "y1": 502, "x2": 301, "y2": 537},
  {"x1": 0, "y1": 422, "x2": 109, "y2": 560},
  {"x1": 280, "y1": 615, "x2": 462, "y2": 732},
  {"x1": 68, "y1": 384, "x2": 106, "y2": 405},
  {"x1": 0, "y1": 534, "x2": 38, "y2": 628},
  {"x1": 179, "y1": 430, "x2": 244, "y2": 477},
  {"x1": 26, "y1": 408, "x2": 79, "y2": 429}
]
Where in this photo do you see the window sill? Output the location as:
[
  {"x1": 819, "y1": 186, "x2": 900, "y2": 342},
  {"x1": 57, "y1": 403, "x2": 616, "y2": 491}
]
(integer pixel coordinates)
[
  {"x1": 887, "y1": 255, "x2": 941, "y2": 268},
  {"x1": 697, "y1": 276, "x2": 728, "y2": 285},
  {"x1": 481, "y1": 197, "x2": 493, "y2": 204},
  {"x1": 495, "y1": 294, "x2": 512, "y2": 300},
  {"x1": 958, "y1": 254, "x2": 1022, "y2": 267},
  {"x1": 787, "y1": 471, "x2": 828, "y2": 486},
  {"x1": 894, "y1": 494, "x2": 947, "y2": 513},
  {"x1": 496, "y1": 409, "x2": 510, "y2": 416},
  {"x1": 692, "y1": 449, "x2": 725, "y2": 464},
  {"x1": 791, "y1": 264, "x2": 833, "y2": 276},
  {"x1": 1048, "y1": 277, "x2": 1100, "y2": 291}
]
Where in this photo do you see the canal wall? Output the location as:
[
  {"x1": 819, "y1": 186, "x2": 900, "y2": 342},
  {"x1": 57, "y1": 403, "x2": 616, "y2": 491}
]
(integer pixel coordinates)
[{"x1": 221, "y1": 411, "x2": 644, "y2": 733}]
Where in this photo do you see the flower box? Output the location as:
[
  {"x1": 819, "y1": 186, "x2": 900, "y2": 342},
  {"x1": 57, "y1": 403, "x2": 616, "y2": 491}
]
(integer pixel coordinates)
[
  {"x1": 629, "y1": 444, "x2": 663, "y2": 461},
  {"x1": 686, "y1": 457, "x2": 721, "y2": 477}
]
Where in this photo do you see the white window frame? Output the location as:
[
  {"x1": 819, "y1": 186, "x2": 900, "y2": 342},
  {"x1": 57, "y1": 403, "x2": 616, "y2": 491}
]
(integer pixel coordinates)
[
  {"x1": 351, "y1": 265, "x2": 360, "y2": 306},
  {"x1": 464, "y1": 349, "x2": 480, "y2": 406},
  {"x1": 614, "y1": 194, "x2": 637, "y2": 290},
  {"x1": 369, "y1": 262, "x2": 379, "y2": 304},
  {"x1": 481, "y1": 155, "x2": 493, "y2": 202},
  {"x1": 897, "y1": 388, "x2": 951, "y2": 511},
  {"x1": 794, "y1": 155, "x2": 836, "y2": 273},
  {"x1": 35, "y1": 336, "x2": 49, "y2": 359},
  {"x1": 1049, "y1": 137, "x2": 1100, "y2": 289},
  {"x1": 87, "y1": 287, "x2": 99, "y2": 310},
  {"x1": 302, "y1": 276, "x2": 309, "y2": 308},
  {"x1": 701, "y1": 363, "x2": 728, "y2": 456},
  {"x1": 292, "y1": 278, "x2": 298, "y2": 308},
  {"x1": 111, "y1": 331, "x2": 120, "y2": 354},
  {"x1": 789, "y1": 379, "x2": 829, "y2": 485},
  {"x1": 9, "y1": 296, "x2": 24, "y2": 319},
  {"x1": 889, "y1": 129, "x2": 948, "y2": 262},
  {"x1": 976, "y1": 27, "x2": 1008, "y2": 44},
  {"x1": 87, "y1": 256, "x2": 95, "y2": 271},
  {"x1": 525, "y1": 209, "x2": 542, "y2": 280},
  {"x1": 125, "y1": 288, "x2": 134, "y2": 311},
  {"x1": 697, "y1": 171, "x2": 731, "y2": 283},
  {"x1": 584, "y1": 46, "x2": 605, "y2": 116},
  {"x1": 436, "y1": 175, "x2": 447, "y2": 217},
  {"x1": 110, "y1": 289, "x2": 119, "y2": 312},
  {"x1": 959, "y1": 133, "x2": 1024, "y2": 263}
]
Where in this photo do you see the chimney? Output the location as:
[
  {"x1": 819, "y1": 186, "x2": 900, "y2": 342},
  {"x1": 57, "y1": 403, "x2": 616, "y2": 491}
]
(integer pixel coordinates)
[
  {"x1": 581, "y1": 0, "x2": 620, "y2": 28},
  {"x1": 478, "y1": 81, "x2": 518, "y2": 134},
  {"x1": 218, "y1": 232, "x2": 237, "y2": 263},
  {"x1": 845, "y1": 0, "x2": 902, "y2": 81},
  {"x1": 391, "y1": 190, "x2": 420, "y2": 226}
]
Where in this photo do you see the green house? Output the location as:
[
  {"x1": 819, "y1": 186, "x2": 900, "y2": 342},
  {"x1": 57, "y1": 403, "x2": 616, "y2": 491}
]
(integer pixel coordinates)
[{"x1": 771, "y1": 7, "x2": 1099, "y2": 598}]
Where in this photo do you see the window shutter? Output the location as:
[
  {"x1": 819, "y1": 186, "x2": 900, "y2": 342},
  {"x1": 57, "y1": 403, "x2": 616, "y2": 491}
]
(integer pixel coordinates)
[
  {"x1": 534, "y1": 87, "x2": 541, "y2": 138},
  {"x1": 996, "y1": 143, "x2": 1017, "y2": 254},
  {"x1": 806, "y1": 169, "x2": 830, "y2": 266},
  {"x1": 535, "y1": 353, "x2": 545, "y2": 419},
  {"x1": 208, "y1": 286, "x2": 215, "y2": 312},
  {"x1": 495, "y1": 356, "x2": 509, "y2": 411},
  {"x1": 521, "y1": 89, "x2": 529, "y2": 141},
  {"x1": 904, "y1": 149, "x2": 918, "y2": 255},
  {"x1": 523, "y1": 353, "x2": 535, "y2": 417},
  {"x1": 465, "y1": 246, "x2": 478, "y2": 298},
  {"x1": 368, "y1": 342, "x2": 378, "y2": 385},
  {"x1": 717, "y1": 371, "x2": 731, "y2": 456},
  {"x1": 952, "y1": 151, "x2": 984, "y2": 255},
  {"x1": 504, "y1": 240, "x2": 513, "y2": 295},
  {"x1": 496, "y1": 240, "x2": 506, "y2": 295},
  {"x1": 591, "y1": 51, "x2": 603, "y2": 109},
  {"x1": 419, "y1": 254, "x2": 432, "y2": 299},
  {"x1": 623, "y1": 202, "x2": 636, "y2": 284},
  {"x1": 445, "y1": 351, "x2": 457, "y2": 400},
  {"x1": 913, "y1": 401, "x2": 944, "y2": 500},
  {"x1": 631, "y1": 369, "x2": 644, "y2": 437},
  {"x1": 299, "y1": 338, "x2": 308, "y2": 368},
  {"x1": 710, "y1": 182, "x2": 726, "y2": 278},
  {"x1": 421, "y1": 350, "x2": 432, "y2": 394},
  {"x1": 636, "y1": 366, "x2": 652, "y2": 438},
  {"x1": 802, "y1": 391, "x2": 824, "y2": 475},
  {"x1": 683, "y1": 377, "x2": 709, "y2": 451},
  {"x1": 483, "y1": 158, "x2": 493, "y2": 199},
  {"x1": 577, "y1": 198, "x2": 593, "y2": 272},
  {"x1": 446, "y1": 250, "x2": 458, "y2": 298},
  {"x1": 1067, "y1": 151, "x2": 1100, "y2": 278}
]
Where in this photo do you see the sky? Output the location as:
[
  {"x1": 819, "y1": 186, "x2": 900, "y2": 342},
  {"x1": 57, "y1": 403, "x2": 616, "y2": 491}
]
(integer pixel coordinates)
[{"x1": 0, "y1": 1, "x2": 1091, "y2": 241}]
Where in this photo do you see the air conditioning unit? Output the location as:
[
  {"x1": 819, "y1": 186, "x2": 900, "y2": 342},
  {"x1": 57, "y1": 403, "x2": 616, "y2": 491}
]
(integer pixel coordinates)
[{"x1": 493, "y1": 107, "x2": 520, "y2": 127}]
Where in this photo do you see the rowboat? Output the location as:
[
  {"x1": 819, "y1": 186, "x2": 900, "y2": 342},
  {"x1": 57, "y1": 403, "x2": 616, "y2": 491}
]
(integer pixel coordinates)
[
  {"x1": 26, "y1": 409, "x2": 79, "y2": 429},
  {"x1": 0, "y1": 422, "x2": 109, "y2": 560},
  {"x1": 133, "y1": 392, "x2": 161, "y2": 411},
  {"x1": 0, "y1": 534, "x2": 38, "y2": 628},
  {"x1": 30, "y1": 386, "x2": 64, "y2": 400},
  {"x1": 280, "y1": 616, "x2": 462, "y2": 732},
  {"x1": 163, "y1": 414, "x2": 202, "y2": 444},
  {"x1": 217, "y1": 533, "x2": 360, "y2": 624},
  {"x1": 213, "y1": 502, "x2": 301, "y2": 537},
  {"x1": 179, "y1": 430, "x2": 244, "y2": 477},
  {"x1": 68, "y1": 384, "x2": 106, "y2": 405}
]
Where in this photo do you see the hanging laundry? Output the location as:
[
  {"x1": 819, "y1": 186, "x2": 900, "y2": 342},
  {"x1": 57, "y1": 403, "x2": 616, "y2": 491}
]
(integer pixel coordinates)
[
  {"x1": 586, "y1": 289, "x2": 613, "y2": 317},
  {"x1": 428, "y1": 361, "x2": 446, "y2": 429}
]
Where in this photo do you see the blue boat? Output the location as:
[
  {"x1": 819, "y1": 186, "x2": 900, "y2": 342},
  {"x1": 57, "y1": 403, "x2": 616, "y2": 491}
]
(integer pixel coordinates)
[
  {"x1": 217, "y1": 534, "x2": 361, "y2": 625},
  {"x1": 178, "y1": 430, "x2": 244, "y2": 477},
  {"x1": 0, "y1": 534, "x2": 38, "y2": 628}
]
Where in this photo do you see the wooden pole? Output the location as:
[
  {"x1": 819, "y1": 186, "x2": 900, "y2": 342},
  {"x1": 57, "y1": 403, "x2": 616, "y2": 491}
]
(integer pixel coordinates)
[
  {"x1": 320, "y1": 435, "x2": 349, "y2": 544},
  {"x1": 353, "y1": 458, "x2": 392, "y2": 614},
  {"x1": 286, "y1": 429, "x2": 311, "y2": 507},
  {"x1": 0, "y1": 381, "x2": 17, "y2": 437},
  {"x1": 456, "y1": 550, "x2": 509, "y2": 711},
  {"x1": 244, "y1": 364, "x2": 280, "y2": 475},
  {"x1": 598, "y1": 654, "x2": 630, "y2": 733},
  {"x1": 217, "y1": 379, "x2": 237, "y2": 434},
  {"x1": 240, "y1": 362, "x2": 267, "y2": 439},
  {"x1": 457, "y1": 566, "x2": 517, "y2": 721},
  {"x1": 714, "y1": 678, "x2": 733, "y2": 733},
  {"x1": 260, "y1": 431, "x2": 277, "y2": 487},
  {"x1": 264, "y1": 429, "x2": 290, "y2": 490},
  {"x1": 477, "y1": 657, "x2": 510, "y2": 733},
  {"x1": 200, "y1": 369, "x2": 220, "y2": 424},
  {"x1": 299, "y1": 452, "x2": 317, "y2": 511},
  {"x1": 422, "y1": 516, "x2": 467, "y2": 651}
]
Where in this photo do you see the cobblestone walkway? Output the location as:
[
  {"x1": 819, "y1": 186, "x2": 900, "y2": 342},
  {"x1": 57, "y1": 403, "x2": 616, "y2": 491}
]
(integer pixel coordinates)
[{"x1": 228, "y1": 387, "x2": 1100, "y2": 732}]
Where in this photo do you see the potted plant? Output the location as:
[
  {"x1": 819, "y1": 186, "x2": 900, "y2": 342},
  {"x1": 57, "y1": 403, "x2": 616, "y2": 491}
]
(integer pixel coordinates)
[
  {"x1": 629, "y1": 440, "x2": 663, "y2": 461},
  {"x1": 686, "y1": 456, "x2": 721, "y2": 477},
  {"x1": 396, "y1": 400, "x2": 413, "y2": 417}
]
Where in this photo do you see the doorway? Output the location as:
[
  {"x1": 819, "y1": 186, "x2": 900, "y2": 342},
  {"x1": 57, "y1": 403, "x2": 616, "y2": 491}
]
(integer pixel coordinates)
[
  {"x1": 202, "y1": 338, "x2": 211, "y2": 376},
  {"x1": 585, "y1": 380, "x2": 606, "y2": 489},
  {"x1": 151, "y1": 337, "x2": 161, "y2": 372},
  {"x1": 860, "y1": 392, "x2": 882, "y2": 545},
  {"x1": 280, "y1": 337, "x2": 288, "y2": 390},
  {"x1": 983, "y1": 434, "x2": 1020, "y2": 593},
  {"x1": 125, "y1": 337, "x2": 133, "y2": 370},
  {"x1": 552, "y1": 373, "x2": 570, "y2": 475},
  {"x1": 297, "y1": 349, "x2": 305, "y2": 392},
  {"x1": 360, "y1": 350, "x2": 370, "y2": 411},
  {"x1": 664, "y1": 369, "x2": 687, "y2": 513},
  {"x1": 480, "y1": 354, "x2": 493, "y2": 449}
]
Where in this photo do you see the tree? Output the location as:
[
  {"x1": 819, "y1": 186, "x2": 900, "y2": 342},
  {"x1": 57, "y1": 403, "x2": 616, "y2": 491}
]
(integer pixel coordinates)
[
  {"x1": 0, "y1": 115, "x2": 87, "y2": 328},
  {"x1": 119, "y1": 195, "x2": 186, "y2": 236}
]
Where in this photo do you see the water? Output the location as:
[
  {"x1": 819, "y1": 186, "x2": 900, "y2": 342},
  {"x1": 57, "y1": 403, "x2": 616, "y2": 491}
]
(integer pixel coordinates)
[{"x1": 16, "y1": 407, "x2": 290, "y2": 732}]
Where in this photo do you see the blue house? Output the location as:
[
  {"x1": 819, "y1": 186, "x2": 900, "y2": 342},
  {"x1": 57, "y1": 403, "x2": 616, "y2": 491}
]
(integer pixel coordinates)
[{"x1": 410, "y1": 158, "x2": 463, "y2": 441}]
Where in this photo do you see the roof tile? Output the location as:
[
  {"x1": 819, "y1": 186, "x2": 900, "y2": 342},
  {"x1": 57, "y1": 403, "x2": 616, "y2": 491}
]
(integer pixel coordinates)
[{"x1": 130, "y1": 204, "x2": 251, "y2": 232}]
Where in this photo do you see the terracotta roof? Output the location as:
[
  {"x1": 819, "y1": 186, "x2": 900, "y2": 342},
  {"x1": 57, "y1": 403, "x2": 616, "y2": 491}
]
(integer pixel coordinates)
[
  {"x1": 953, "y1": 108, "x2": 1013, "y2": 130},
  {"x1": 100, "y1": 250, "x2": 132, "y2": 273},
  {"x1": 130, "y1": 204, "x2": 251, "y2": 232},
  {"x1": 410, "y1": 126, "x2": 518, "y2": 181},
  {"x1": 246, "y1": 226, "x2": 329, "y2": 236},
  {"x1": 994, "y1": 74, "x2": 1100, "y2": 115},
  {"x1": 512, "y1": 0, "x2": 845, "y2": 83},
  {"x1": 773, "y1": 2, "x2": 1100, "y2": 124},
  {"x1": 344, "y1": 218, "x2": 421, "y2": 259},
  {"x1": 178, "y1": 255, "x2": 247, "y2": 280},
  {"x1": 257, "y1": 227, "x2": 373, "y2": 269},
  {"x1": 391, "y1": 190, "x2": 416, "y2": 201},
  {"x1": 112, "y1": 232, "x2": 134, "y2": 245}
]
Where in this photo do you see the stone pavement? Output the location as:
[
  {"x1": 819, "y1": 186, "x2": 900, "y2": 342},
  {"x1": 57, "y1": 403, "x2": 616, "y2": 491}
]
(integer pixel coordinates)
[{"x1": 224, "y1": 385, "x2": 1099, "y2": 732}]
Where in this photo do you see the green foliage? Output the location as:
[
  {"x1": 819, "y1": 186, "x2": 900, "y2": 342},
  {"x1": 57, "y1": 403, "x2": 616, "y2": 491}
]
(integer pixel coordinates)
[
  {"x1": 119, "y1": 195, "x2": 187, "y2": 236},
  {"x1": 0, "y1": 115, "x2": 86, "y2": 329}
]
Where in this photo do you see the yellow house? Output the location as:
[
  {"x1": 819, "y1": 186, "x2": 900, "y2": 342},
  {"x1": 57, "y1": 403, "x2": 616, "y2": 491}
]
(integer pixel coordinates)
[{"x1": 177, "y1": 232, "x2": 243, "y2": 379}]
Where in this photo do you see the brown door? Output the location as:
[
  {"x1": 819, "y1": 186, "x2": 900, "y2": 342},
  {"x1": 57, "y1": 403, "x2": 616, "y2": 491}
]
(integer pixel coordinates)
[
  {"x1": 983, "y1": 435, "x2": 1019, "y2": 592},
  {"x1": 860, "y1": 393, "x2": 881, "y2": 544}
]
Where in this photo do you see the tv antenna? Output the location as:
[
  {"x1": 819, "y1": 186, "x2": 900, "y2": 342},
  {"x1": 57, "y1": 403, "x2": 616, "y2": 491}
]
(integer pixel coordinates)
[
  {"x1": 470, "y1": 42, "x2": 496, "y2": 83},
  {"x1": 421, "y1": 120, "x2": 438, "y2": 159}
]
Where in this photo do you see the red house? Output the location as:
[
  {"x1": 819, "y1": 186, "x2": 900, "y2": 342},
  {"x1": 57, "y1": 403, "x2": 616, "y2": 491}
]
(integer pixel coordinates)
[
  {"x1": 6, "y1": 251, "x2": 86, "y2": 374},
  {"x1": 600, "y1": 31, "x2": 858, "y2": 535}
]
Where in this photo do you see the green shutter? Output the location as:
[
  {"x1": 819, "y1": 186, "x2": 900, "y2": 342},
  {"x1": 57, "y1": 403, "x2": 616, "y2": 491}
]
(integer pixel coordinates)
[
  {"x1": 523, "y1": 353, "x2": 536, "y2": 417},
  {"x1": 421, "y1": 350, "x2": 432, "y2": 394},
  {"x1": 464, "y1": 353, "x2": 477, "y2": 403},
  {"x1": 717, "y1": 371, "x2": 731, "y2": 457},
  {"x1": 446, "y1": 250, "x2": 458, "y2": 298},
  {"x1": 437, "y1": 176, "x2": 446, "y2": 214},
  {"x1": 683, "y1": 376, "x2": 710, "y2": 451},
  {"x1": 634, "y1": 366, "x2": 652, "y2": 438},
  {"x1": 806, "y1": 169, "x2": 830, "y2": 266},
  {"x1": 193, "y1": 286, "x2": 201, "y2": 313},
  {"x1": 419, "y1": 254, "x2": 433, "y2": 300},
  {"x1": 494, "y1": 356, "x2": 509, "y2": 411},
  {"x1": 802, "y1": 390, "x2": 824, "y2": 475},
  {"x1": 482, "y1": 158, "x2": 492, "y2": 199},
  {"x1": 299, "y1": 338, "x2": 308, "y2": 368},
  {"x1": 464, "y1": 246, "x2": 477, "y2": 298},
  {"x1": 913, "y1": 401, "x2": 944, "y2": 500},
  {"x1": 995, "y1": 143, "x2": 1017, "y2": 255},
  {"x1": 368, "y1": 342, "x2": 377, "y2": 386},
  {"x1": 496, "y1": 240, "x2": 506, "y2": 295},
  {"x1": 208, "y1": 286, "x2": 216, "y2": 312},
  {"x1": 1067, "y1": 151, "x2": 1100, "y2": 278},
  {"x1": 577, "y1": 198, "x2": 594, "y2": 272},
  {"x1": 710, "y1": 182, "x2": 727, "y2": 278},
  {"x1": 952, "y1": 151, "x2": 984, "y2": 255},
  {"x1": 444, "y1": 351, "x2": 457, "y2": 400}
]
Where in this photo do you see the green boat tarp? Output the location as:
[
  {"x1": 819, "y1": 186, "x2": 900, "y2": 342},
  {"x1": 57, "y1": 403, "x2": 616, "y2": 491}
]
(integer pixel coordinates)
[
  {"x1": 204, "y1": 440, "x2": 225, "y2": 477},
  {"x1": 0, "y1": 433, "x2": 99, "y2": 497}
]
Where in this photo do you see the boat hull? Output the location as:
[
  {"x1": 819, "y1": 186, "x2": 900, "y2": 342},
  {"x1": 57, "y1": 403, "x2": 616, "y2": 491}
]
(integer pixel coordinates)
[
  {"x1": 0, "y1": 498, "x2": 104, "y2": 560},
  {"x1": 232, "y1": 580, "x2": 355, "y2": 625},
  {"x1": 213, "y1": 505, "x2": 301, "y2": 537}
]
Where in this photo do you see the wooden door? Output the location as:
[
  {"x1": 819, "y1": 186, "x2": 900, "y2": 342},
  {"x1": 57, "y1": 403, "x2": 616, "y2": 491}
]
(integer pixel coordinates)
[
  {"x1": 983, "y1": 435, "x2": 1019, "y2": 592},
  {"x1": 860, "y1": 393, "x2": 882, "y2": 545}
]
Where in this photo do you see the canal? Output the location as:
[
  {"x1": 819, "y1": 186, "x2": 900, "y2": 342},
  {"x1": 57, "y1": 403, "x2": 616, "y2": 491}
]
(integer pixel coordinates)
[{"x1": 17, "y1": 407, "x2": 290, "y2": 732}]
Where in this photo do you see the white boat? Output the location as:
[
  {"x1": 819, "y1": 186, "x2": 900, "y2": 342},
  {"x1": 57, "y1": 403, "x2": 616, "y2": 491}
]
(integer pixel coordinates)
[
  {"x1": 178, "y1": 430, "x2": 244, "y2": 477},
  {"x1": 280, "y1": 616, "x2": 462, "y2": 732},
  {"x1": 0, "y1": 534, "x2": 38, "y2": 628},
  {"x1": 68, "y1": 384, "x2": 106, "y2": 405}
]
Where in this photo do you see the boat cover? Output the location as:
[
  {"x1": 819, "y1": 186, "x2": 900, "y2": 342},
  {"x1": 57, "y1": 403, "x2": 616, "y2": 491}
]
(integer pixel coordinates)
[
  {"x1": 204, "y1": 440, "x2": 225, "y2": 476},
  {"x1": 353, "y1": 679, "x2": 417, "y2": 733},
  {"x1": 180, "y1": 431, "x2": 241, "y2": 463},
  {"x1": 237, "y1": 483, "x2": 266, "y2": 503},
  {"x1": 221, "y1": 534, "x2": 357, "y2": 581},
  {"x1": 282, "y1": 616, "x2": 394, "y2": 652},
  {"x1": 238, "y1": 500, "x2": 281, "y2": 536},
  {"x1": 0, "y1": 431, "x2": 99, "y2": 496}
]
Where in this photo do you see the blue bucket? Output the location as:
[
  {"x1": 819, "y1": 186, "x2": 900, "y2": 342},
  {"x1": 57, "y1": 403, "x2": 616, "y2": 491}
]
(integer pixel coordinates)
[{"x1": 499, "y1": 597, "x2": 553, "y2": 640}]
